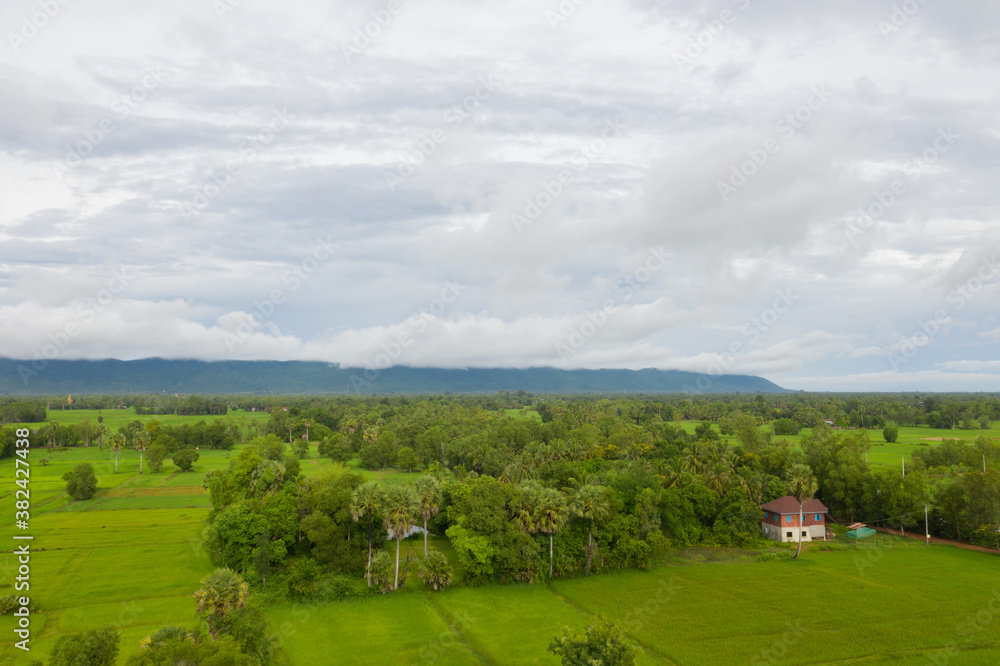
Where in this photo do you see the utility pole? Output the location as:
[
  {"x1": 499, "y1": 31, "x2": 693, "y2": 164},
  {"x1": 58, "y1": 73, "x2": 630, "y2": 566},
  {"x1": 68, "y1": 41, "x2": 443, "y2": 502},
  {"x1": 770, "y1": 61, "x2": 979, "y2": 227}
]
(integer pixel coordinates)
[
  {"x1": 985, "y1": 454, "x2": 987, "y2": 473},
  {"x1": 902, "y1": 456, "x2": 906, "y2": 478},
  {"x1": 925, "y1": 505, "x2": 930, "y2": 546}
]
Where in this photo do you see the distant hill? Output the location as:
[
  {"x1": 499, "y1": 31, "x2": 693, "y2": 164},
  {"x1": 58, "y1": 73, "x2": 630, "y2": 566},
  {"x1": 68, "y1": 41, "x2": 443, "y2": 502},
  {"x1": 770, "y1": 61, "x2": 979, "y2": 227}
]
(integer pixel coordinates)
[{"x1": 0, "y1": 358, "x2": 789, "y2": 395}]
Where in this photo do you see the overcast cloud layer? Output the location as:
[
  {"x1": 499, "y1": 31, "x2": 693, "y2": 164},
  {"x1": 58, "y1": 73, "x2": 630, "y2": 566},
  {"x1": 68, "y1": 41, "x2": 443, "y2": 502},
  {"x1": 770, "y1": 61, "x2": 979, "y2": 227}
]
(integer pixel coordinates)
[{"x1": 1, "y1": 0, "x2": 999, "y2": 391}]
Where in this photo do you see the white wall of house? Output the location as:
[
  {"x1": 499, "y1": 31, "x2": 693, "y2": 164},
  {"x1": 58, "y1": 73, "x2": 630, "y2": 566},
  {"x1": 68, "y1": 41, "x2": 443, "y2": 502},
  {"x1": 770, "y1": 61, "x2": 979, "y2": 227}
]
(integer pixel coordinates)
[{"x1": 761, "y1": 521, "x2": 825, "y2": 543}]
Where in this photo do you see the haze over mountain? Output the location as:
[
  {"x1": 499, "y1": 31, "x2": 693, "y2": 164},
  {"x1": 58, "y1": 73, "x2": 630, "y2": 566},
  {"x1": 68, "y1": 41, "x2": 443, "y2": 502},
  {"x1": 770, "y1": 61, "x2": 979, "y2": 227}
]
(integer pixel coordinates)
[{"x1": 0, "y1": 359, "x2": 787, "y2": 396}]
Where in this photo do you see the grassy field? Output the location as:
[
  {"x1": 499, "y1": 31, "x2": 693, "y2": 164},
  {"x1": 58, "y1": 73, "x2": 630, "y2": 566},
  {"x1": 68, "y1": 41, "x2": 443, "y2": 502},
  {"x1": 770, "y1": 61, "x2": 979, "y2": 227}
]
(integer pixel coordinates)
[
  {"x1": 10, "y1": 407, "x2": 272, "y2": 431},
  {"x1": 1, "y1": 418, "x2": 999, "y2": 663}
]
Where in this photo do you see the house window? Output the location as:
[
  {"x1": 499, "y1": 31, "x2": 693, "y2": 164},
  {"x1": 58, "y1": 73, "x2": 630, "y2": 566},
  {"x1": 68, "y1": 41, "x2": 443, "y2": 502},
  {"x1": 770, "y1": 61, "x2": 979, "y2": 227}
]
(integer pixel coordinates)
[
  {"x1": 801, "y1": 531, "x2": 807, "y2": 537},
  {"x1": 786, "y1": 515, "x2": 791, "y2": 522},
  {"x1": 815, "y1": 514, "x2": 821, "y2": 521},
  {"x1": 786, "y1": 532, "x2": 792, "y2": 538},
  {"x1": 764, "y1": 512, "x2": 769, "y2": 519}
]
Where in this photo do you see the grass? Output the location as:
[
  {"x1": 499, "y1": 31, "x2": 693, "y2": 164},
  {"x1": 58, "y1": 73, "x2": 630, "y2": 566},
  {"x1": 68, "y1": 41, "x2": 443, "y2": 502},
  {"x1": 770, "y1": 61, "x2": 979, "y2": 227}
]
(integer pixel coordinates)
[
  {"x1": 2, "y1": 423, "x2": 999, "y2": 664},
  {"x1": 11, "y1": 407, "x2": 271, "y2": 431}
]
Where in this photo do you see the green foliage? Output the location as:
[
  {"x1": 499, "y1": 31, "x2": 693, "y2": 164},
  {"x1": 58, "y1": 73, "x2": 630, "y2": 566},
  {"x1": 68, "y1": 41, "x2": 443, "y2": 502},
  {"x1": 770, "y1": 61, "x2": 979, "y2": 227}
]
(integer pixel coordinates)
[
  {"x1": 252, "y1": 434, "x2": 286, "y2": 461},
  {"x1": 128, "y1": 628, "x2": 247, "y2": 665},
  {"x1": 319, "y1": 432, "x2": 352, "y2": 463},
  {"x1": 285, "y1": 557, "x2": 323, "y2": 600},
  {"x1": 369, "y1": 550, "x2": 394, "y2": 594},
  {"x1": 773, "y1": 418, "x2": 800, "y2": 436},
  {"x1": 49, "y1": 626, "x2": 120, "y2": 666},
  {"x1": 883, "y1": 425, "x2": 899, "y2": 443},
  {"x1": 418, "y1": 550, "x2": 453, "y2": 591},
  {"x1": 172, "y1": 448, "x2": 199, "y2": 472},
  {"x1": 146, "y1": 444, "x2": 168, "y2": 473},
  {"x1": 292, "y1": 438, "x2": 310, "y2": 459},
  {"x1": 396, "y1": 445, "x2": 420, "y2": 472},
  {"x1": 63, "y1": 462, "x2": 98, "y2": 501},
  {"x1": 194, "y1": 568, "x2": 249, "y2": 639},
  {"x1": 548, "y1": 616, "x2": 637, "y2": 666}
]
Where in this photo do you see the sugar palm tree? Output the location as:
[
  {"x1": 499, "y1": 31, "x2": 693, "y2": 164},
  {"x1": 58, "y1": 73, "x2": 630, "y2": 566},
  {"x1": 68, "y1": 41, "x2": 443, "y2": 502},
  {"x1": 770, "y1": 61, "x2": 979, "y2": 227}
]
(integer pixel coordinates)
[
  {"x1": 193, "y1": 567, "x2": 249, "y2": 639},
  {"x1": 109, "y1": 433, "x2": 126, "y2": 473},
  {"x1": 413, "y1": 476, "x2": 442, "y2": 557},
  {"x1": 380, "y1": 485, "x2": 419, "y2": 590},
  {"x1": 571, "y1": 484, "x2": 611, "y2": 577},
  {"x1": 535, "y1": 488, "x2": 569, "y2": 578},
  {"x1": 787, "y1": 464, "x2": 819, "y2": 560},
  {"x1": 134, "y1": 431, "x2": 150, "y2": 474},
  {"x1": 350, "y1": 481, "x2": 383, "y2": 588}
]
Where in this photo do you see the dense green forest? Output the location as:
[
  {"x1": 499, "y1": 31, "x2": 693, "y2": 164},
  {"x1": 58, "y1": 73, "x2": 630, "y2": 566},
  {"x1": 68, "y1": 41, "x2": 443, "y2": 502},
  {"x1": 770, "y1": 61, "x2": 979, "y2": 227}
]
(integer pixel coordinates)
[{"x1": 7, "y1": 391, "x2": 1000, "y2": 663}]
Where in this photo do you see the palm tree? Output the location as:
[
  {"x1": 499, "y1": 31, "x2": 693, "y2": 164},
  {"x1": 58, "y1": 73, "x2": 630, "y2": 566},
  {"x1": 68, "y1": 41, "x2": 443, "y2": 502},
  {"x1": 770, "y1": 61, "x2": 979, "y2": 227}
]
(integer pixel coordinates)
[
  {"x1": 380, "y1": 485, "x2": 419, "y2": 590},
  {"x1": 787, "y1": 464, "x2": 818, "y2": 560},
  {"x1": 193, "y1": 567, "x2": 249, "y2": 639},
  {"x1": 109, "y1": 433, "x2": 126, "y2": 473},
  {"x1": 134, "y1": 431, "x2": 150, "y2": 474},
  {"x1": 413, "y1": 476, "x2": 442, "y2": 557},
  {"x1": 571, "y1": 484, "x2": 611, "y2": 576},
  {"x1": 535, "y1": 488, "x2": 569, "y2": 578},
  {"x1": 350, "y1": 481, "x2": 383, "y2": 588},
  {"x1": 95, "y1": 424, "x2": 107, "y2": 450}
]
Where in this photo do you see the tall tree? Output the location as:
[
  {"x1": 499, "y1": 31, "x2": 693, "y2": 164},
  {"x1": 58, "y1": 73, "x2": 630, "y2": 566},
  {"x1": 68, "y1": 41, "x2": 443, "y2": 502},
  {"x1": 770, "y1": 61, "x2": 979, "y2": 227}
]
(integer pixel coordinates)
[
  {"x1": 572, "y1": 485, "x2": 611, "y2": 576},
  {"x1": 350, "y1": 481, "x2": 383, "y2": 588},
  {"x1": 134, "y1": 431, "x2": 151, "y2": 474},
  {"x1": 413, "y1": 476, "x2": 442, "y2": 557},
  {"x1": 109, "y1": 433, "x2": 126, "y2": 473},
  {"x1": 535, "y1": 487, "x2": 569, "y2": 578},
  {"x1": 786, "y1": 464, "x2": 818, "y2": 560},
  {"x1": 380, "y1": 484, "x2": 419, "y2": 590}
]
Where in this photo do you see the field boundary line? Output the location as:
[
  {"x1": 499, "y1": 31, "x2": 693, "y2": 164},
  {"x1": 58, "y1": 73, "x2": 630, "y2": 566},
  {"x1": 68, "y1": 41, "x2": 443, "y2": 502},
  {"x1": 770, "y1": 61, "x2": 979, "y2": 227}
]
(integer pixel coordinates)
[
  {"x1": 543, "y1": 583, "x2": 679, "y2": 665},
  {"x1": 420, "y1": 592, "x2": 495, "y2": 665}
]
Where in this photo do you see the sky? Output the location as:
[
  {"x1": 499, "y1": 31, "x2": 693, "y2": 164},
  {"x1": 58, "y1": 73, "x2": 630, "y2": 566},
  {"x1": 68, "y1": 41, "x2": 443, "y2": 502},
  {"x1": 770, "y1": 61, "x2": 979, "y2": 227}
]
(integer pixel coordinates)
[{"x1": 0, "y1": 0, "x2": 998, "y2": 392}]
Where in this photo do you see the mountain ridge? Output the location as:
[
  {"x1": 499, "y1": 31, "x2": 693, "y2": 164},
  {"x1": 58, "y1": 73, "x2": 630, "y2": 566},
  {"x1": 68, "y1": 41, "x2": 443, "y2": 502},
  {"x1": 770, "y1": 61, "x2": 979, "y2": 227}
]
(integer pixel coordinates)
[{"x1": 0, "y1": 358, "x2": 790, "y2": 395}]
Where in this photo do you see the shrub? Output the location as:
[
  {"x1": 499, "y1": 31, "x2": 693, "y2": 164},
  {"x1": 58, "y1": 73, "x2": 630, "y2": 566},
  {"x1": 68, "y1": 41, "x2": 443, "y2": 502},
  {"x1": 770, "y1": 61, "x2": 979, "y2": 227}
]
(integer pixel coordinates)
[
  {"x1": 50, "y1": 627, "x2": 120, "y2": 666},
  {"x1": 369, "y1": 551, "x2": 394, "y2": 594},
  {"x1": 285, "y1": 558, "x2": 322, "y2": 600},
  {"x1": 883, "y1": 425, "x2": 899, "y2": 443},
  {"x1": 772, "y1": 418, "x2": 800, "y2": 436},
  {"x1": 146, "y1": 444, "x2": 168, "y2": 473},
  {"x1": 419, "y1": 551, "x2": 453, "y2": 591},
  {"x1": 63, "y1": 463, "x2": 97, "y2": 501},
  {"x1": 172, "y1": 449, "x2": 199, "y2": 472}
]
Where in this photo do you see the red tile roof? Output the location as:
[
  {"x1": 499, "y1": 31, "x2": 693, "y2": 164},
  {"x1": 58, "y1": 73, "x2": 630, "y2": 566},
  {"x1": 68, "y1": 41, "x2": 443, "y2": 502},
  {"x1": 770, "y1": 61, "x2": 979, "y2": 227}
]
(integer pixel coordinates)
[{"x1": 760, "y1": 495, "x2": 828, "y2": 515}]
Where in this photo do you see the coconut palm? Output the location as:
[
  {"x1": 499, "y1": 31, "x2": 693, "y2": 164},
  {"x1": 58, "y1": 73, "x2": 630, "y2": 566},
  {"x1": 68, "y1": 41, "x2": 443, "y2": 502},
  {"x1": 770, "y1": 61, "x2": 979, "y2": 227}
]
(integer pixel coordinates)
[
  {"x1": 350, "y1": 481, "x2": 383, "y2": 588},
  {"x1": 109, "y1": 433, "x2": 126, "y2": 473},
  {"x1": 380, "y1": 485, "x2": 420, "y2": 590},
  {"x1": 787, "y1": 464, "x2": 819, "y2": 560},
  {"x1": 413, "y1": 476, "x2": 442, "y2": 557},
  {"x1": 535, "y1": 488, "x2": 569, "y2": 578},
  {"x1": 571, "y1": 484, "x2": 611, "y2": 577},
  {"x1": 193, "y1": 567, "x2": 249, "y2": 638}
]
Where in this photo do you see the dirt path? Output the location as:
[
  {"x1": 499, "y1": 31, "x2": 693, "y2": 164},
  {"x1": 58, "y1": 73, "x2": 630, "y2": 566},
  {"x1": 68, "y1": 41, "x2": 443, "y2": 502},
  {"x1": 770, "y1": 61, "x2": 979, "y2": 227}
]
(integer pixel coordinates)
[{"x1": 873, "y1": 525, "x2": 1000, "y2": 554}]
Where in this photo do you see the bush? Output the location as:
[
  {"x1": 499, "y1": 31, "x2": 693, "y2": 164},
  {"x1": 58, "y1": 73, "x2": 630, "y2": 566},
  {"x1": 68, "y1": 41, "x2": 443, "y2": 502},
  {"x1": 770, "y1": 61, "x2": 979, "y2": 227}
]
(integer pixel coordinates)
[
  {"x1": 883, "y1": 425, "x2": 899, "y2": 443},
  {"x1": 319, "y1": 433, "x2": 352, "y2": 463},
  {"x1": 317, "y1": 576, "x2": 361, "y2": 601},
  {"x1": 146, "y1": 445, "x2": 168, "y2": 473},
  {"x1": 369, "y1": 551, "x2": 394, "y2": 594},
  {"x1": 772, "y1": 418, "x2": 800, "y2": 436},
  {"x1": 63, "y1": 463, "x2": 97, "y2": 501},
  {"x1": 293, "y1": 439, "x2": 310, "y2": 458},
  {"x1": 419, "y1": 551, "x2": 453, "y2": 591},
  {"x1": 285, "y1": 558, "x2": 322, "y2": 600},
  {"x1": 172, "y1": 449, "x2": 199, "y2": 472},
  {"x1": 50, "y1": 626, "x2": 120, "y2": 666}
]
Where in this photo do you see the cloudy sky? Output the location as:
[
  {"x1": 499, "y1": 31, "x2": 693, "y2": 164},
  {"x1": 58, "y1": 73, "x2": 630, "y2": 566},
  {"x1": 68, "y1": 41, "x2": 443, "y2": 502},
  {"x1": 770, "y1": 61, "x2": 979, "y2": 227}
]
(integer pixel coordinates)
[{"x1": 1, "y1": 0, "x2": 998, "y2": 391}]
